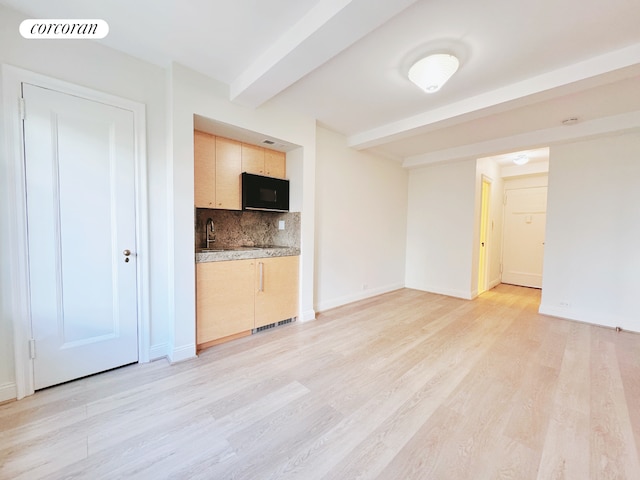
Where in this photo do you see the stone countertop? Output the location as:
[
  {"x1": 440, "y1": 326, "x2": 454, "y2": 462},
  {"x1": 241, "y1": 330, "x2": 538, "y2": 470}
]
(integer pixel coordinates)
[{"x1": 195, "y1": 245, "x2": 300, "y2": 263}]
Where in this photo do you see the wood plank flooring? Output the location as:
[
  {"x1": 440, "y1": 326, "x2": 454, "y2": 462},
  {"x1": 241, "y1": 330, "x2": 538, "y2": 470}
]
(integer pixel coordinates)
[{"x1": 1, "y1": 284, "x2": 639, "y2": 479}]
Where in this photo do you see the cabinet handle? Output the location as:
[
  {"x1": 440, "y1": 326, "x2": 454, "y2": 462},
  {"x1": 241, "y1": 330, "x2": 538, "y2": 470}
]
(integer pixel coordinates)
[{"x1": 259, "y1": 262, "x2": 264, "y2": 292}]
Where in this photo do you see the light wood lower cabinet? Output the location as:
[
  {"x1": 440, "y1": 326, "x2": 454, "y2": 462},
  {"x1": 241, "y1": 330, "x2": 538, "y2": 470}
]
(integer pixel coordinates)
[
  {"x1": 196, "y1": 259, "x2": 255, "y2": 346},
  {"x1": 255, "y1": 256, "x2": 299, "y2": 329},
  {"x1": 196, "y1": 256, "x2": 299, "y2": 349}
]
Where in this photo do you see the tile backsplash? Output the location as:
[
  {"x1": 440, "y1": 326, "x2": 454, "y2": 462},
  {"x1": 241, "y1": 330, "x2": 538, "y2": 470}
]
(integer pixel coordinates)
[{"x1": 195, "y1": 209, "x2": 300, "y2": 250}]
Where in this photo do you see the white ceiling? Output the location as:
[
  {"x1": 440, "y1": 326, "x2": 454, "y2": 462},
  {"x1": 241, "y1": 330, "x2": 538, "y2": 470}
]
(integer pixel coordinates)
[{"x1": 4, "y1": 0, "x2": 640, "y2": 166}]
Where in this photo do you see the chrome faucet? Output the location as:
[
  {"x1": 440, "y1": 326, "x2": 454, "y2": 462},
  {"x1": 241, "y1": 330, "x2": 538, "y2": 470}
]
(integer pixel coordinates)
[{"x1": 206, "y1": 218, "x2": 216, "y2": 248}]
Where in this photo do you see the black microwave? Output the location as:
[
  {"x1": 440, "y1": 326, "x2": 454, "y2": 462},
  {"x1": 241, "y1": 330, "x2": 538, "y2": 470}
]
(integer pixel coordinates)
[{"x1": 241, "y1": 172, "x2": 290, "y2": 212}]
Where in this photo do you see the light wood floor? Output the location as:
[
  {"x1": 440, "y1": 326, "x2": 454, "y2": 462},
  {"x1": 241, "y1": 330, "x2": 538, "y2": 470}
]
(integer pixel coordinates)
[{"x1": 1, "y1": 285, "x2": 639, "y2": 479}]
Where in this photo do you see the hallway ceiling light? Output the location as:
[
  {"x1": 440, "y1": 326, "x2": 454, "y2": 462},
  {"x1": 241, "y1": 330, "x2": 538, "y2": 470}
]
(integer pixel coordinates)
[
  {"x1": 513, "y1": 154, "x2": 529, "y2": 166},
  {"x1": 408, "y1": 54, "x2": 459, "y2": 93}
]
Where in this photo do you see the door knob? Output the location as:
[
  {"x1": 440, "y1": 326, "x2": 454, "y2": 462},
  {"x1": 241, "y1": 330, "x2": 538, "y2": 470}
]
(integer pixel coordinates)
[{"x1": 123, "y1": 249, "x2": 132, "y2": 263}]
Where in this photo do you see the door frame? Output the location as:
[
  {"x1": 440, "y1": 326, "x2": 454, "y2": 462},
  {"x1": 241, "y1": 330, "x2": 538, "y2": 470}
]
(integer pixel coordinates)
[{"x1": 1, "y1": 65, "x2": 150, "y2": 399}]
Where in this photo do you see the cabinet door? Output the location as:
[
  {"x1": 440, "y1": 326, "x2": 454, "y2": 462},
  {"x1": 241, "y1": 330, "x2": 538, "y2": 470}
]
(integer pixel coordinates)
[
  {"x1": 215, "y1": 137, "x2": 241, "y2": 210},
  {"x1": 242, "y1": 144, "x2": 265, "y2": 175},
  {"x1": 255, "y1": 256, "x2": 299, "y2": 328},
  {"x1": 194, "y1": 131, "x2": 216, "y2": 208},
  {"x1": 264, "y1": 149, "x2": 285, "y2": 178},
  {"x1": 196, "y1": 259, "x2": 255, "y2": 345}
]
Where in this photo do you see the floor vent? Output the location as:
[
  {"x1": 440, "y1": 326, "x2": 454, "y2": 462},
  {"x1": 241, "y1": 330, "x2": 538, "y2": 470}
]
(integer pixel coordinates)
[
  {"x1": 253, "y1": 317, "x2": 296, "y2": 334},
  {"x1": 255, "y1": 323, "x2": 275, "y2": 333}
]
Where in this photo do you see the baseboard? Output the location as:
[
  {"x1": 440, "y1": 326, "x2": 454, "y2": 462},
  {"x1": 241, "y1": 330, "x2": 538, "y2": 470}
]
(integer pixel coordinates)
[
  {"x1": 472, "y1": 279, "x2": 503, "y2": 298},
  {"x1": 539, "y1": 304, "x2": 639, "y2": 333},
  {"x1": 299, "y1": 308, "x2": 316, "y2": 322},
  {"x1": 405, "y1": 283, "x2": 473, "y2": 300},
  {"x1": 316, "y1": 283, "x2": 404, "y2": 312},
  {"x1": 0, "y1": 382, "x2": 17, "y2": 403},
  {"x1": 149, "y1": 343, "x2": 170, "y2": 361},
  {"x1": 168, "y1": 343, "x2": 197, "y2": 363}
]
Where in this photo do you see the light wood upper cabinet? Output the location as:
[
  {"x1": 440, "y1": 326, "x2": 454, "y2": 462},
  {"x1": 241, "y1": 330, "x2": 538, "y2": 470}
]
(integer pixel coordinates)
[
  {"x1": 194, "y1": 131, "x2": 241, "y2": 210},
  {"x1": 241, "y1": 144, "x2": 286, "y2": 179},
  {"x1": 194, "y1": 131, "x2": 216, "y2": 208},
  {"x1": 255, "y1": 256, "x2": 299, "y2": 329},
  {"x1": 194, "y1": 131, "x2": 287, "y2": 210},
  {"x1": 196, "y1": 259, "x2": 255, "y2": 346},
  {"x1": 264, "y1": 150, "x2": 286, "y2": 178},
  {"x1": 215, "y1": 137, "x2": 242, "y2": 210},
  {"x1": 242, "y1": 144, "x2": 265, "y2": 175}
]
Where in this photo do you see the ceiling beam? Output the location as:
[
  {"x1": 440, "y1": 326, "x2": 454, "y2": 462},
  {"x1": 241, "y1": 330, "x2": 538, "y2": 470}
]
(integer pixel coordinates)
[
  {"x1": 348, "y1": 43, "x2": 640, "y2": 150},
  {"x1": 229, "y1": 0, "x2": 419, "y2": 108},
  {"x1": 402, "y1": 110, "x2": 640, "y2": 168}
]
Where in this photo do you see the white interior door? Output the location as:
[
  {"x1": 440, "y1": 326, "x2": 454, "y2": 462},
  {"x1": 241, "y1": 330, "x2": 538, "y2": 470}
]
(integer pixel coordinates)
[
  {"x1": 23, "y1": 83, "x2": 138, "y2": 390},
  {"x1": 502, "y1": 186, "x2": 547, "y2": 288}
]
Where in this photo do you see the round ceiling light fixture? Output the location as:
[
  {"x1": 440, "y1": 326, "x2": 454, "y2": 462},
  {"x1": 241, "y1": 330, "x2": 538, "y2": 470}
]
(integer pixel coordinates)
[
  {"x1": 408, "y1": 53, "x2": 459, "y2": 93},
  {"x1": 513, "y1": 154, "x2": 530, "y2": 166}
]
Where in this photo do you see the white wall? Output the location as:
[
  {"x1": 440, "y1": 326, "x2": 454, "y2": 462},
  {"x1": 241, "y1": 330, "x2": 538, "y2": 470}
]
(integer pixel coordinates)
[
  {"x1": 405, "y1": 159, "x2": 477, "y2": 299},
  {"x1": 0, "y1": 6, "x2": 318, "y2": 397},
  {"x1": 0, "y1": 5, "x2": 171, "y2": 400},
  {"x1": 314, "y1": 127, "x2": 408, "y2": 311},
  {"x1": 502, "y1": 175, "x2": 548, "y2": 190},
  {"x1": 540, "y1": 133, "x2": 640, "y2": 332},
  {"x1": 166, "y1": 63, "x2": 317, "y2": 361}
]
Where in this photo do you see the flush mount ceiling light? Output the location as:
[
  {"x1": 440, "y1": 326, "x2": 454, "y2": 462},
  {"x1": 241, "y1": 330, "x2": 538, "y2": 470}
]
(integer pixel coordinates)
[
  {"x1": 513, "y1": 154, "x2": 529, "y2": 166},
  {"x1": 408, "y1": 53, "x2": 459, "y2": 93}
]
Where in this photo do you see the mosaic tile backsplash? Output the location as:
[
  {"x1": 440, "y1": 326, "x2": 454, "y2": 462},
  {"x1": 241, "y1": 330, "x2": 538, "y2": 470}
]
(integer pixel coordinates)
[{"x1": 195, "y1": 209, "x2": 300, "y2": 250}]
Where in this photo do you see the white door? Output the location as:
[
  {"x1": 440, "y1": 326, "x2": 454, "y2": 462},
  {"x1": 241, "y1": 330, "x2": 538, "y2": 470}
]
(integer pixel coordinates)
[
  {"x1": 502, "y1": 186, "x2": 547, "y2": 288},
  {"x1": 23, "y1": 83, "x2": 138, "y2": 390}
]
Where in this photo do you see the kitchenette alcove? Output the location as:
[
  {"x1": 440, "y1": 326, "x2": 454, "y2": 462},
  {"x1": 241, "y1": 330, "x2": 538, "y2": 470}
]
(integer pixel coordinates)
[{"x1": 192, "y1": 118, "x2": 302, "y2": 352}]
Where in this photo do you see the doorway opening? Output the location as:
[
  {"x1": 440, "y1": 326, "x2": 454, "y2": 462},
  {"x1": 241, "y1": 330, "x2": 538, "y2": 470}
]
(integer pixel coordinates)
[{"x1": 476, "y1": 147, "x2": 550, "y2": 296}]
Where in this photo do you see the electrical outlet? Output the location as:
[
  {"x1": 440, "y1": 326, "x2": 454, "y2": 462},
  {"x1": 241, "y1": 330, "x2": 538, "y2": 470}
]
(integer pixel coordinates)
[{"x1": 278, "y1": 220, "x2": 285, "y2": 230}]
